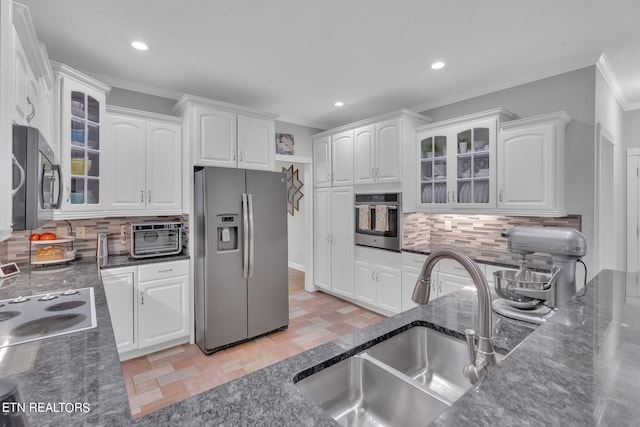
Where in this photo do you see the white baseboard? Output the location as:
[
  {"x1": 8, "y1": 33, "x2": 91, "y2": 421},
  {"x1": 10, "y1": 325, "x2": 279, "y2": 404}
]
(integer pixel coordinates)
[{"x1": 288, "y1": 261, "x2": 305, "y2": 272}]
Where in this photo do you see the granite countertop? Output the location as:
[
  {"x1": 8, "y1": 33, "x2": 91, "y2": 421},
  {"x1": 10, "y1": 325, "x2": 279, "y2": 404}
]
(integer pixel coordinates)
[{"x1": 2, "y1": 255, "x2": 638, "y2": 425}]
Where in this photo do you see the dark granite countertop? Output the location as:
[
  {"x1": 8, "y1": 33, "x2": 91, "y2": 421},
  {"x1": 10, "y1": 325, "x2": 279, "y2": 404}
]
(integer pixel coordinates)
[{"x1": 2, "y1": 257, "x2": 638, "y2": 426}]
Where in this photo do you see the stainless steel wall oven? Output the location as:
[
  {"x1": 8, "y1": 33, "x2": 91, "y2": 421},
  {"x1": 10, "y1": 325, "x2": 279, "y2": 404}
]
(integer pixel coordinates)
[{"x1": 354, "y1": 193, "x2": 401, "y2": 252}]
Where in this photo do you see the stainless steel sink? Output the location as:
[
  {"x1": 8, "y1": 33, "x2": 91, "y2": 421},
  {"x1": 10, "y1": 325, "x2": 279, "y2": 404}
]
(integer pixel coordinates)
[
  {"x1": 296, "y1": 354, "x2": 449, "y2": 427},
  {"x1": 295, "y1": 326, "x2": 505, "y2": 426},
  {"x1": 366, "y1": 326, "x2": 505, "y2": 404}
]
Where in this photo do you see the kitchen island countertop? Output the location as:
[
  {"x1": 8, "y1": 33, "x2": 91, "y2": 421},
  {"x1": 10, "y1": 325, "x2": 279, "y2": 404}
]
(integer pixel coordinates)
[{"x1": 2, "y1": 260, "x2": 638, "y2": 425}]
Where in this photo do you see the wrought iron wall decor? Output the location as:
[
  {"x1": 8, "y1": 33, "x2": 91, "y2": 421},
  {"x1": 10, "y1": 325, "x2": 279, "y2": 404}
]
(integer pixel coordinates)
[{"x1": 282, "y1": 165, "x2": 304, "y2": 216}]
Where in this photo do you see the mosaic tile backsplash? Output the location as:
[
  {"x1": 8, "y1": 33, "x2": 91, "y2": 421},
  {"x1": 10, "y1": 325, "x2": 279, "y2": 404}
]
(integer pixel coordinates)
[
  {"x1": 3, "y1": 215, "x2": 189, "y2": 265},
  {"x1": 403, "y1": 213, "x2": 582, "y2": 269}
]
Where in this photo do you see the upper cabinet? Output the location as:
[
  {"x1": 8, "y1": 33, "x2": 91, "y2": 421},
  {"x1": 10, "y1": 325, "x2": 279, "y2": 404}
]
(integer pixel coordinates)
[
  {"x1": 497, "y1": 112, "x2": 570, "y2": 215},
  {"x1": 313, "y1": 135, "x2": 332, "y2": 187},
  {"x1": 312, "y1": 130, "x2": 354, "y2": 187},
  {"x1": 52, "y1": 62, "x2": 110, "y2": 216},
  {"x1": 354, "y1": 119, "x2": 402, "y2": 185},
  {"x1": 173, "y1": 95, "x2": 278, "y2": 171},
  {"x1": 105, "y1": 107, "x2": 183, "y2": 215},
  {"x1": 416, "y1": 109, "x2": 516, "y2": 212}
]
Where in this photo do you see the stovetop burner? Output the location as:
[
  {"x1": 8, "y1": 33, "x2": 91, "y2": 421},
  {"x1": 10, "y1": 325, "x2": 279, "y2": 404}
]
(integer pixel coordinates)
[{"x1": 0, "y1": 288, "x2": 96, "y2": 348}]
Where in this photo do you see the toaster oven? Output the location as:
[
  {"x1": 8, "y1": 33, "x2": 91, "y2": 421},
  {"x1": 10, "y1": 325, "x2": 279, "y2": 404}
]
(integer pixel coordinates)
[{"x1": 129, "y1": 222, "x2": 182, "y2": 258}]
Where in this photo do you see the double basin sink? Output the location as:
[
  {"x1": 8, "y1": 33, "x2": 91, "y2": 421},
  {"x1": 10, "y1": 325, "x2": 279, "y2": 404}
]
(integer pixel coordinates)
[{"x1": 295, "y1": 325, "x2": 505, "y2": 426}]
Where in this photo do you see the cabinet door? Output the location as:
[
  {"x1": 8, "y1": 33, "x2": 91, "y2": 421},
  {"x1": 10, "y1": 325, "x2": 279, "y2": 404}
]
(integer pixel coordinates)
[
  {"x1": 376, "y1": 119, "x2": 401, "y2": 183},
  {"x1": 195, "y1": 107, "x2": 237, "y2": 167},
  {"x1": 146, "y1": 120, "x2": 182, "y2": 212},
  {"x1": 354, "y1": 125, "x2": 375, "y2": 184},
  {"x1": 313, "y1": 136, "x2": 331, "y2": 187},
  {"x1": 355, "y1": 261, "x2": 376, "y2": 305},
  {"x1": 238, "y1": 114, "x2": 274, "y2": 171},
  {"x1": 138, "y1": 275, "x2": 189, "y2": 348},
  {"x1": 101, "y1": 268, "x2": 137, "y2": 355},
  {"x1": 438, "y1": 271, "x2": 472, "y2": 297},
  {"x1": 498, "y1": 124, "x2": 554, "y2": 210},
  {"x1": 13, "y1": 29, "x2": 28, "y2": 124},
  {"x1": 313, "y1": 188, "x2": 332, "y2": 290},
  {"x1": 60, "y1": 78, "x2": 106, "y2": 212},
  {"x1": 417, "y1": 132, "x2": 450, "y2": 208},
  {"x1": 331, "y1": 131, "x2": 354, "y2": 186},
  {"x1": 401, "y1": 267, "x2": 420, "y2": 312},
  {"x1": 330, "y1": 187, "x2": 355, "y2": 297},
  {"x1": 377, "y1": 266, "x2": 401, "y2": 314},
  {"x1": 105, "y1": 114, "x2": 146, "y2": 210}
]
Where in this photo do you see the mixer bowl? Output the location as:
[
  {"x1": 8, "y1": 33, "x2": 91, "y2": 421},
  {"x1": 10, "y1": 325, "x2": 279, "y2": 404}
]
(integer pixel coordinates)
[{"x1": 493, "y1": 270, "x2": 552, "y2": 304}]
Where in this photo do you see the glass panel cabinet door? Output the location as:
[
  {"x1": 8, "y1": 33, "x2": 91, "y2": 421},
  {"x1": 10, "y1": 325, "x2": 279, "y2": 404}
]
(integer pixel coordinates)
[
  {"x1": 456, "y1": 127, "x2": 490, "y2": 205},
  {"x1": 419, "y1": 135, "x2": 448, "y2": 205},
  {"x1": 69, "y1": 91, "x2": 101, "y2": 206}
]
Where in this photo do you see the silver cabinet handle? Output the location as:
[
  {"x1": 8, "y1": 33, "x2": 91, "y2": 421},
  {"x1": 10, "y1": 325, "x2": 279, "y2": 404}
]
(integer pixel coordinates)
[
  {"x1": 371, "y1": 168, "x2": 375, "y2": 179},
  {"x1": 140, "y1": 190, "x2": 144, "y2": 203},
  {"x1": 372, "y1": 271, "x2": 375, "y2": 281},
  {"x1": 233, "y1": 149, "x2": 236, "y2": 161},
  {"x1": 140, "y1": 291, "x2": 144, "y2": 305},
  {"x1": 148, "y1": 190, "x2": 151, "y2": 203},
  {"x1": 158, "y1": 268, "x2": 173, "y2": 273},
  {"x1": 66, "y1": 186, "x2": 70, "y2": 202},
  {"x1": 327, "y1": 173, "x2": 330, "y2": 182},
  {"x1": 376, "y1": 272, "x2": 379, "y2": 281},
  {"x1": 376, "y1": 168, "x2": 379, "y2": 179},
  {"x1": 240, "y1": 151, "x2": 244, "y2": 162},
  {"x1": 499, "y1": 190, "x2": 503, "y2": 202}
]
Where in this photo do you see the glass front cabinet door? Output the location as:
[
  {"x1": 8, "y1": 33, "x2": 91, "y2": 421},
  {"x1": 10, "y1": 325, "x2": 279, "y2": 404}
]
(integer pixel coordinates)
[
  {"x1": 56, "y1": 67, "x2": 109, "y2": 213},
  {"x1": 417, "y1": 117, "x2": 498, "y2": 211}
]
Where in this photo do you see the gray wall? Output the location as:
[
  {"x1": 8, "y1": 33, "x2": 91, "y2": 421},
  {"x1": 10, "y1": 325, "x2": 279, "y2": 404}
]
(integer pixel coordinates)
[
  {"x1": 275, "y1": 121, "x2": 324, "y2": 159},
  {"x1": 624, "y1": 109, "x2": 640, "y2": 150},
  {"x1": 420, "y1": 66, "x2": 597, "y2": 277},
  {"x1": 107, "y1": 87, "x2": 177, "y2": 115}
]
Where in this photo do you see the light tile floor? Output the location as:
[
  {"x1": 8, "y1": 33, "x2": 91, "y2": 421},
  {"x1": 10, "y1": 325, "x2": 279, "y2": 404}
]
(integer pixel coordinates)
[{"x1": 121, "y1": 269, "x2": 385, "y2": 418}]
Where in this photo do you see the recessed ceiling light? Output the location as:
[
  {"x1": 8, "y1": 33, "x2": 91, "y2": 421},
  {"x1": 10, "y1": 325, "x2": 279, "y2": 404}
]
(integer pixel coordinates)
[
  {"x1": 131, "y1": 41, "x2": 149, "y2": 51},
  {"x1": 334, "y1": 101, "x2": 344, "y2": 107},
  {"x1": 431, "y1": 61, "x2": 445, "y2": 70}
]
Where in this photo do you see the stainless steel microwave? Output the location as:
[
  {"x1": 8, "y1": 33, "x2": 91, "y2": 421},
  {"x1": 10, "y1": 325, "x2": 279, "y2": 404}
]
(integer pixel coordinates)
[
  {"x1": 129, "y1": 222, "x2": 183, "y2": 258},
  {"x1": 12, "y1": 125, "x2": 62, "y2": 231}
]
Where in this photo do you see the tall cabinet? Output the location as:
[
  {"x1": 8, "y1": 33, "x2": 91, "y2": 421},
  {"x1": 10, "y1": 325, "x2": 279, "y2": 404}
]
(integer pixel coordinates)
[{"x1": 51, "y1": 62, "x2": 111, "y2": 216}]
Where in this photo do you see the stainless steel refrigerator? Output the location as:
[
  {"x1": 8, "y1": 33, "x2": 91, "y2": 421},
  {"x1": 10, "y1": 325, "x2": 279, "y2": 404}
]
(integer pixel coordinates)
[{"x1": 194, "y1": 167, "x2": 289, "y2": 354}]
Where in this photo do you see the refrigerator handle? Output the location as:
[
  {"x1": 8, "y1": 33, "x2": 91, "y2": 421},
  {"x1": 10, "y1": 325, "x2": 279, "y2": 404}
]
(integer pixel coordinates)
[
  {"x1": 248, "y1": 193, "x2": 255, "y2": 278},
  {"x1": 242, "y1": 193, "x2": 249, "y2": 278}
]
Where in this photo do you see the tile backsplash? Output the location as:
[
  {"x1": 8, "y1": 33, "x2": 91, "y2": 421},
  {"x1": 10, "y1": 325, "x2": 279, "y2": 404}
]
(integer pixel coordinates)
[
  {"x1": 403, "y1": 213, "x2": 582, "y2": 269},
  {"x1": 3, "y1": 215, "x2": 188, "y2": 265}
]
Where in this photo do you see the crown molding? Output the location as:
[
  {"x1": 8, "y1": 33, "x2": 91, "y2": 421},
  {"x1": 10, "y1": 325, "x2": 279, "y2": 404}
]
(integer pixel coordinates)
[
  {"x1": 596, "y1": 53, "x2": 629, "y2": 110},
  {"x1": 312, "y1": 109, "x2": 431, "y2": 139},
  {"x1": 106, "y1": 105, "x2": 183, "y2": 124}
]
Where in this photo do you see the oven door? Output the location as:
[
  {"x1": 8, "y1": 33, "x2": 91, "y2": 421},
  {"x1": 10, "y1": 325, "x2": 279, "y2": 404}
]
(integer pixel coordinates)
[
  {"x1": 354, "y1": 203, "x2": 400, "y2": 251},
  {"x1": 132, "y1": 229, "x2": 182, "y2": 258}
]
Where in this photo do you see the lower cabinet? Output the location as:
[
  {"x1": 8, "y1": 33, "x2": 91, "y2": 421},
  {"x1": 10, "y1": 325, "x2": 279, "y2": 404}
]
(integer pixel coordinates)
[
  {"x1": 101, "y1": 259, "x2": 189, "y2": 360},
  {"x1": 354, "y1": 247, "x2": 402, "y2": 316}
]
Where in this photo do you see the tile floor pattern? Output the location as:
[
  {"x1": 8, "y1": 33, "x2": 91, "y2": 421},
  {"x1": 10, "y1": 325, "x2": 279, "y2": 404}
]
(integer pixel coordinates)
[{"x1": 121, "y1": 269, "x2": 385, "y2": 418}]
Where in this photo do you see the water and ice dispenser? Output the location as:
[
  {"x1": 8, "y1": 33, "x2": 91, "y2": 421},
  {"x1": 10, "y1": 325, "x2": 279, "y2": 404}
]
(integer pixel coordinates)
[{"x1": 217, "y1": 214, "x2": 239, "y2": 251}]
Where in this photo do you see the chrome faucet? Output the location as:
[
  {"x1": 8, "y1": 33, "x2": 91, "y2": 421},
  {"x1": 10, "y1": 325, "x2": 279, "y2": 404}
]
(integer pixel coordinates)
[{"x1": 412, "y1": 248, "x2": 497, "y2": 384}]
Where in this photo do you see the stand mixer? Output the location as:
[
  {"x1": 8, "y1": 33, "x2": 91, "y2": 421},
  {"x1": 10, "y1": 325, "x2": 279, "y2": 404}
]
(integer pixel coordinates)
[{"x1": 492, "y1": 226, "x2": 587, "y2": 324}]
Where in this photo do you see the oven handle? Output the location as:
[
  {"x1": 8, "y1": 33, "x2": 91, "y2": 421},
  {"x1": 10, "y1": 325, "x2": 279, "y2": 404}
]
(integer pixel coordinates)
[
  {"x1": 51, "y1": 164, "x2": 62, "y2": 209},
  {"x1": 354, "y1": 204, "x2": 398, "y2": 209},
  {"x1": 11, "y1": 154, "x2": 25, "y2": 197}
]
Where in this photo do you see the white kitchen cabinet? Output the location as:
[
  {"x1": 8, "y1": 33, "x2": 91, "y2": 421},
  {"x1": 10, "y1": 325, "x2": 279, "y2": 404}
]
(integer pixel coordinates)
[
  {"x1": 101, "y1": 260, "x2": 190, "y2": 360},
  {"x1": 313, "y1": 136, "x2": 332, "y2": 187},
  {"x1": 0, "y1": 0, "x2": 12, "y2": 241},
  {"x1": 497, "y1": 112, "x2": 570, "y2": 215},
  {"x1": 173, "y1": 95, "x2": 278, "y2": 171},
  {"x1": 331, "y1": 130, "x2": 354, "y2": 186},
  {"x1": 138, "y1": 274, "x2": 189, "y2": 349},
  {"x1": 401, "y1": 266, "x2": 421, "y2": 312},
  {"x1": 52, "y1": 63, "x2": 110, "y2": 217},
  {"x1": 101, "y1": 266, "x2": 137, "y2": 354},
  {"x1": 352, "y1": 246, "x2": 402, "y2": 316},
  {"x1": 313, "y1": 187, "x2": 355, "y2": 298},
  {"x1": 416, "y1": 110, "x2": 516, "y2": 212},
  {"x1": 13, "y1": 27, "x2": 29, "y2": 125},
  {"x1": 105, "y1": 107, "x2": 182, "y2": 214},
  {"x1": 354, "y1": 119, "x2": 402, "y2": 185}
]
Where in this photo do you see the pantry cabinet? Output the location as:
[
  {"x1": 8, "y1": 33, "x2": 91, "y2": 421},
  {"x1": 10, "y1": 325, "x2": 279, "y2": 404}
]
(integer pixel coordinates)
[
  {"x1": 101, "y1": 259, "x2": 189, "y2": 361},
  {"x1": 497, "y1": 112, "x2": 570, "y2": 215},
  {"x1": 173, "y1": 95, "x2": 278, "y2": 171},
  {"x1": 52, "y1": 62, "x2": 110, "y2": 217},
  {"x1": 416, "y1": 109, "x2": 515, "y2": 212},
  {"x1": 105, "y1": 107, "x2": 182, "y2": 214},
  {"x1": 313, "y1": 187, "x2": 355, "y2": 298}
]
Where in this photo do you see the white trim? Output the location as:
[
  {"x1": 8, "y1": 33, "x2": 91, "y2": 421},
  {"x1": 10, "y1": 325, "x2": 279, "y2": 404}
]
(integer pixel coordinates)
[
  {"x1": 275, "y1": 154, "x2": 312, "y2": 164},
  {"x1": 276, "y1": 115, "x2": 329, "y2": 130},
  {"x1": 172, "y1": 94, "x2": 279, "y2": 120},
  {"x1": 627, "y1": 148, "x2": 640, "y2": 156},
  {"x1": 499, "y1": 111, "x2": 571, "y2": 130},
  {"x1": 88, "y1": 71, "x2": 184, "y2": 101},
  {"x1": 288, "y1": 261, "x2": 305, "y2": 272},
  {"x1": 312, "y1": 109, "x2": 431, "y2": 139},
  {"x1": 106, "y1": 105, "x2": 183, "y2": 124},
  {"x1": 50, "y1": 62, "x2": 111, "y2": 94},
  {"x1": 417, "y1": 108, "x2": 517, "y2": 133},
  {"x1": 594, "y1": 122, "x2": 616, "y2": 273},
  {"x1": 596, "y1": 53, "x2": 628, "y2": 110}
]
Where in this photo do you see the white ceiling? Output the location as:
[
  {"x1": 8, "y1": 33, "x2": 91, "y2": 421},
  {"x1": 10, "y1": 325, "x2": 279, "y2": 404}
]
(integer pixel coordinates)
[{"x1": 18, "y1": 0, "x2": 640, "y2": 129}]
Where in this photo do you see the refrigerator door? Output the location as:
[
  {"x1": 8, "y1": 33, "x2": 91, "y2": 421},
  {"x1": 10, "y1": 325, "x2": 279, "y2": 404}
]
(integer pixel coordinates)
[
  {"x1": 246, "y1": 169, "x2": 289, "y2": 338},
  {"x1": 197, "y1": 167, "x2": 249, "y2": 351}
]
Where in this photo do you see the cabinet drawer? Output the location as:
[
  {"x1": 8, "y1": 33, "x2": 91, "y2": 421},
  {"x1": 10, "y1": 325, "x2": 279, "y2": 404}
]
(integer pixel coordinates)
[
  {"x1": 138, "y1": 260, "x2": 188, "y2": 282},
  {"x1": 401, "y1": 252, "x2": 428, "y2": 269},
  {"x1": 437, "y1": 258, "x2": 485, "y2": 277}
]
